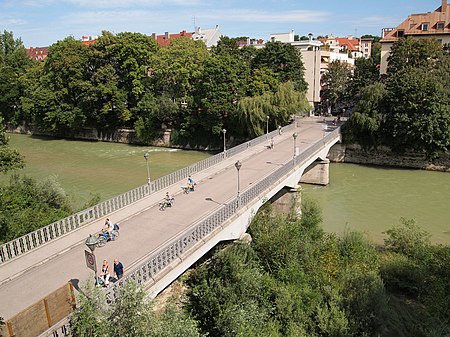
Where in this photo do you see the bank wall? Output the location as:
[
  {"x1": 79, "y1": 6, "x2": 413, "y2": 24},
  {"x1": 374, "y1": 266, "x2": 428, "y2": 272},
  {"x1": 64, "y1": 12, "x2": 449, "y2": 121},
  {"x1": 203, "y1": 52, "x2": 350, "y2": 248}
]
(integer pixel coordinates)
[{"x1": 328, "y1": 144, "x2": 450, "y2": 172}]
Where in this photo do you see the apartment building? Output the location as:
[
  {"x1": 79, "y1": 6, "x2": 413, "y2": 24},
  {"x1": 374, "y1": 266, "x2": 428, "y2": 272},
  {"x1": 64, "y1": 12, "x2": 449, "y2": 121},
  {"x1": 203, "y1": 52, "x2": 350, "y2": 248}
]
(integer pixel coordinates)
[{"x1": 380, "y1": 0, "x2": 450, "y2": 74}]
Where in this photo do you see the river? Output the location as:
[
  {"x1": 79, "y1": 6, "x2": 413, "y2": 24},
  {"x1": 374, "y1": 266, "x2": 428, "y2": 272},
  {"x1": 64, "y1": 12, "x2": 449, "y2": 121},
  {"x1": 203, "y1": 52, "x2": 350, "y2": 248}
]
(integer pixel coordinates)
[
  {"x1": 301, "y1": 163, "x2": 450, "y2": 244},
  {"x1": 2, "y1": 134, "x2": 211, "y2": 209}
]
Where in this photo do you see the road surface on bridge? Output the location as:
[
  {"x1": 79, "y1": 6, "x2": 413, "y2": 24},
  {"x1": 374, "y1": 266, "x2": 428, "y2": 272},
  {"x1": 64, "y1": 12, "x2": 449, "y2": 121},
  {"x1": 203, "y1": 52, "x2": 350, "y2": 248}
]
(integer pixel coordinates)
[{"x1": 0, "y1": 117, "x2": 330, "y2": 319}]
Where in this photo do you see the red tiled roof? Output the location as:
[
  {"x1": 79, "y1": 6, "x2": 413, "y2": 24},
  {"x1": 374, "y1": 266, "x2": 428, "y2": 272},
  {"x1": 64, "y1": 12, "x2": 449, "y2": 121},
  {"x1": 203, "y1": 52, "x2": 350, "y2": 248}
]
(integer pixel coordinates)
[
  {"x1": 155, "y1": 30, "x2": 193, "y2": 47},
  {"x1": 26, "y1": 47, "x2": 49, "y2": 61},
  {"x1": 336, "y1": 38, "x2": 359, "y2": 51},
  {"x1": 381, "y1": 2, "x2": 450, "y2": 42}
]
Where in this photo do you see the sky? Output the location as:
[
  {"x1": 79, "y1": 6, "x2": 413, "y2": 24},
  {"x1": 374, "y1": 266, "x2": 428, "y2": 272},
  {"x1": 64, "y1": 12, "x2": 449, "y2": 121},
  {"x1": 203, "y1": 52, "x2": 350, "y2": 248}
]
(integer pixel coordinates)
[{"x1": 0, "y1": 0, "x2": 442, "y2": 47}]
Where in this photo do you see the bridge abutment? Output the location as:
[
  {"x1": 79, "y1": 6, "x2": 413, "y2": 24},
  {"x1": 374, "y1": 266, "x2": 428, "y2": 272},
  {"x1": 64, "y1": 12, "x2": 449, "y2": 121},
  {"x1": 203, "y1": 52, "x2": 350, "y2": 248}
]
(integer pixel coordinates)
[{"x1": 299, "y1": 159, "x2": 330, "y2": 186}]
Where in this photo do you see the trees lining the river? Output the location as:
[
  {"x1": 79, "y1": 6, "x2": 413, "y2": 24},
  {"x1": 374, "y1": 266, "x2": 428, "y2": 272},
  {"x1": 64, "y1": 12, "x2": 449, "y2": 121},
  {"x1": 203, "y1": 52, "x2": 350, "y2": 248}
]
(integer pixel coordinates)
[
  {"x1": 342, "y1": 37, "x2": 450, "y2": 159},
  {"x1": 0, "y1": 30, "x2": 310, "y2": 147}
]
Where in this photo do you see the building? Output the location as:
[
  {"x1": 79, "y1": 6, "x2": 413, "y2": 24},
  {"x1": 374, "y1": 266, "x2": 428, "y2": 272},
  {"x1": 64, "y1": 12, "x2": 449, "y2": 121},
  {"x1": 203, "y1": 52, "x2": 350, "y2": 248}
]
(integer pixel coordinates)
[
  {"x1": 269, "y1": 31, "x2": 363, "y2": 108},
  {"x1": 151, "y1": 30, "x2": 193, "y2": 47},
  {"x1": 191, "y1": 25, "x2": 222, "y2": 48},
  {"x1": 319, "y1": 35, "x2": 372, "y2": 59},
  {"x1": 289, "y1": 39, "x2": 322, "y2": 108},
  {"x1": 380, "y1": 0, "x2": 450, "y2": 74},
  {"x1": 26, "y1": 47, "x2": 49, "y2": 61},
  {"x1": 237, "y1": 37, "x2": 266, "y2": 49}
]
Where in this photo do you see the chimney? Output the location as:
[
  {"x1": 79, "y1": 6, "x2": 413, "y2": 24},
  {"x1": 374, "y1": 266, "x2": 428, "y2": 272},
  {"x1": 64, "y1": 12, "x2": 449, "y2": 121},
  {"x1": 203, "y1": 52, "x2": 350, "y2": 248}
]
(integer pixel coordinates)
[
  {"x1": 442, "y1": 0, "x2": 447, "y2": 12},
  {"x1": 151, "y1": 33, "x2": 156, "y2": 40},
  {"x1": 164, "y1": 32, "x2": 169, "y2": 40}
]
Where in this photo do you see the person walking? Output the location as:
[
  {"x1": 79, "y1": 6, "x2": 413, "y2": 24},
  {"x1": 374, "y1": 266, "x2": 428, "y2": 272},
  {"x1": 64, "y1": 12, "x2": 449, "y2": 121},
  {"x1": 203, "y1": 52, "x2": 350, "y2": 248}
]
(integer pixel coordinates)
[{"x1": 113, "y1": 259, "x2": 124, "y2": 280}]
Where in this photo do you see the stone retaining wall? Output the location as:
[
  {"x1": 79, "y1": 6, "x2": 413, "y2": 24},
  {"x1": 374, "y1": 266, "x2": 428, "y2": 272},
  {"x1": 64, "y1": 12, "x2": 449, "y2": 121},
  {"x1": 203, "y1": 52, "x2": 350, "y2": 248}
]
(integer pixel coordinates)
[{"x1": 328, "y1": 144, "x2": 450, "y2": 172}]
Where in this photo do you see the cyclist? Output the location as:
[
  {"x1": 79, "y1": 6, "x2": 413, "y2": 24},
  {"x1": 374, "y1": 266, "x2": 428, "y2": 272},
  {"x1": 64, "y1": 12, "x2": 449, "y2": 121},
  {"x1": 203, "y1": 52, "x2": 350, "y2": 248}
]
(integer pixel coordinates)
[
  {"x1": 103, "y1": 218, "x2": 114, "y2": 240},
  {"x1": 188, "y1": 175, "x2": 196, "y2": 191}
]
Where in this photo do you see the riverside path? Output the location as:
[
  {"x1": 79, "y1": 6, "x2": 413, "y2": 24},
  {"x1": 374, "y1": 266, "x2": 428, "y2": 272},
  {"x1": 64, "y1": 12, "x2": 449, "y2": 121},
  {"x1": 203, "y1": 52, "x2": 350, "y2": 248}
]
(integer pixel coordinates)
[{"x1": 0, "y1": 117, "x2": 339, "y2": 320}]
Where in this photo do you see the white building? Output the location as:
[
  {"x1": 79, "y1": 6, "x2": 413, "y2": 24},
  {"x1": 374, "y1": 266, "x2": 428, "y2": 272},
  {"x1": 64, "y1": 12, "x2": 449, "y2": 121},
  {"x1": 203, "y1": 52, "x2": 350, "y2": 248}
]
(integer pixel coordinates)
[{"x1": 192, "y1": 25, "x2": 223, "y2": 48}]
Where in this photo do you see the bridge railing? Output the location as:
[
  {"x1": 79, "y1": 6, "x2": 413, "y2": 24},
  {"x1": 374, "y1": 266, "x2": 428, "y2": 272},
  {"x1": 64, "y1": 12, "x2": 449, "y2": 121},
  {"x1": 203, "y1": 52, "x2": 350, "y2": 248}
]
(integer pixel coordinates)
[
  {"x1": 0, "y1": 123, "x2": 294, "y2": 264},
  {"x1": 104, "y1": 127, "x2": 341, "y2": 304}
]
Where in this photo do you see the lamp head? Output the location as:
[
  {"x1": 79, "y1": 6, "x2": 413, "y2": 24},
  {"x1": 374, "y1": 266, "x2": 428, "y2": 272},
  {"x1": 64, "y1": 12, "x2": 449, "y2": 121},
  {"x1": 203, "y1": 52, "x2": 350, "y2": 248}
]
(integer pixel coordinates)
[
  {"x1": 144, "y1": 152, "x2": 149, "y2": 160},
  {"x1": 235, "y1": 160, "x2": 242, "y2": 171},
  {"x1": 85, "y1": 234, "x2": 98, "y2": 252},
  {"x1": 293, "y1": 132, "x2": 298, "y2": 139}
]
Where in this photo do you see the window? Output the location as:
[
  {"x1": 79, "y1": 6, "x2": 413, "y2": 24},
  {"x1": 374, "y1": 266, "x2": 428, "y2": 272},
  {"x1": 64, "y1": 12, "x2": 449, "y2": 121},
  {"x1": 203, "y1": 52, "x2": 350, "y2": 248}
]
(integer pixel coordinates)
[
  {"x1": 421, "y1": 23, "x2": 429, "y2": 31},
  {"x1": 397, "y1": 30, "x2": 404, "y2": 37},
  {"x1": 437, "y1": 22, "x2": 445, "y2": 30}
]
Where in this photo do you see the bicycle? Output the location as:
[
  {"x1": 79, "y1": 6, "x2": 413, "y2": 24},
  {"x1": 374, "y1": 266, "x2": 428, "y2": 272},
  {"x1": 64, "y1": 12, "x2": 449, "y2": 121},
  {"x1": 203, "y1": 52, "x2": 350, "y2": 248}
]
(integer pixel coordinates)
[{"x1": 97, "y1": 224, "x2": 120, "y2": 247}]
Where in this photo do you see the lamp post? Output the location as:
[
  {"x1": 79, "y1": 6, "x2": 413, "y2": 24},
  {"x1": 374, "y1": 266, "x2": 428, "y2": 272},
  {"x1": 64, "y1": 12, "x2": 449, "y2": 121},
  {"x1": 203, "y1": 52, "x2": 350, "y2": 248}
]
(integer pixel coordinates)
[
  {"x1": 222, "y1": 128, "x2": 227, "y2": 157},
  {"x1": 266, "y1": 116, "x2": 269, "y2": 138},
  {"x1": 293, "y1": 133, "x2": 298, "y2": 160},
  {"x1": 234, "y1": 160, "x2": 242, "y2": 207},
  {"x1": 144, "y1": 152, "x2": 151, "y2": 192},
  {"x1": 85, "y1": 234, "x2": 99, "y2": 285}
]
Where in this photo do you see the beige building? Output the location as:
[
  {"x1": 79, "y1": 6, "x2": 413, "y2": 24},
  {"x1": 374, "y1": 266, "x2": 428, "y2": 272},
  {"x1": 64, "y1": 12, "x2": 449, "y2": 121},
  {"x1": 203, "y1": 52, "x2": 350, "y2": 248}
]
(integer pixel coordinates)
[{"x1": 380, "y1": 0, "x2": 450, "y2": 74}]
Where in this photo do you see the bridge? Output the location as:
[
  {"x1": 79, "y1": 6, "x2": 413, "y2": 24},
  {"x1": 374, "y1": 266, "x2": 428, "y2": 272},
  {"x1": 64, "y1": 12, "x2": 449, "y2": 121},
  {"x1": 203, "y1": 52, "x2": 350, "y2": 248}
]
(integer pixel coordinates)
[{"x1": 0, "y1": 117, "x2": 341, "y2": 334}]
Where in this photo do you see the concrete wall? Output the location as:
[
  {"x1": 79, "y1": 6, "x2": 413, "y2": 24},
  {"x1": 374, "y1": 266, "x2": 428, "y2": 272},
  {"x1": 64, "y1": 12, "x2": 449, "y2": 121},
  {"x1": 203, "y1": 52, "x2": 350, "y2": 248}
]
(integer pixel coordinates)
[{"x1": 328, "y1": 143, "x2": 450, "y2": 172}]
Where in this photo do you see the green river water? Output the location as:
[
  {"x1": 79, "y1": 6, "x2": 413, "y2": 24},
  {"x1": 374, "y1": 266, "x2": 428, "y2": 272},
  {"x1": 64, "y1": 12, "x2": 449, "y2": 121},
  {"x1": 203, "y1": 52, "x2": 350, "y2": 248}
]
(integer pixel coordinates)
[
  {"x1": 3, "y1": 134, "x2": 450, "y2": 244},
  {"x1": 301, "y1": 163, "x2": 450, "y2": 244}
]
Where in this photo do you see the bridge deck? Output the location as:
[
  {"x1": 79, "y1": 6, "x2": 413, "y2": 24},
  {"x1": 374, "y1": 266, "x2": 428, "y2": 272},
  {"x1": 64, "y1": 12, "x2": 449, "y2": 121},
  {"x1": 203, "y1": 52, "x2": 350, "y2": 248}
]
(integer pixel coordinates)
[{"x1": 0, "y1": 117, "x2": 333, "y2": 319}]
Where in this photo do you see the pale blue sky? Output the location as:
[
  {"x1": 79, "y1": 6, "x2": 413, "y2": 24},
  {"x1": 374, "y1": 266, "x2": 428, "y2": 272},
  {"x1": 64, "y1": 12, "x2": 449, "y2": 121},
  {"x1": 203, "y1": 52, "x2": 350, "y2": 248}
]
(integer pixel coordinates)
[{"x1": 0, "y1": 0, "x2": 442, "y2": 47}]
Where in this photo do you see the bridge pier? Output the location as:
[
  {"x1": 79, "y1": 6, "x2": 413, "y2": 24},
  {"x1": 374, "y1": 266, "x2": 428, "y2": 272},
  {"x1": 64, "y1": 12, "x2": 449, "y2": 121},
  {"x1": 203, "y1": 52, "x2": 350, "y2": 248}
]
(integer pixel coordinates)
[
  {"x1": 270, "y1": 186, "x2": 302, "y2": 216},
  {"x1": 299, "y1": 159, "x2": 330, "y2": 186}
]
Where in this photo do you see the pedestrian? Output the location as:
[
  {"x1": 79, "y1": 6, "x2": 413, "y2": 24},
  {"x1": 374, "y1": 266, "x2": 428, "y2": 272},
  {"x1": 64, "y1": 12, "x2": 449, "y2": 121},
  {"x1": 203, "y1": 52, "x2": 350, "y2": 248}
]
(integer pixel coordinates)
[
  {"x1": 114, "y1": 259, "x2": 124, "y2": 280},
  {"x1": 270, "y1": 137, "x2": 274, "y2": 149},
  {"x1": 100, "y1": 259, "x2": 110, "y2": 286}
]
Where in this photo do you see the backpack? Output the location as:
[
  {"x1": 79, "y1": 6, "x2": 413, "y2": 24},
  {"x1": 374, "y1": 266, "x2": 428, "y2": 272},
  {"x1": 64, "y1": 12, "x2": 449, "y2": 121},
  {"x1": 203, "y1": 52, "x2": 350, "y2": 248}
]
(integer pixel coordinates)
[{"x1": 113, "y1": 224, "x2": 120, "y2": 230}]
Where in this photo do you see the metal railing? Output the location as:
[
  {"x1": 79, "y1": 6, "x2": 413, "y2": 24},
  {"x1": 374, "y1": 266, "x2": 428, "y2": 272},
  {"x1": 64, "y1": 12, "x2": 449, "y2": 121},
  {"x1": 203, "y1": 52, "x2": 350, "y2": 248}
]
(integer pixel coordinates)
[
  {"x1": 0, "y1": 124, "x2": 295, "y2": 264},
  {"x1": 104, "y1": 127, "x2": 341, "y2": 304}
]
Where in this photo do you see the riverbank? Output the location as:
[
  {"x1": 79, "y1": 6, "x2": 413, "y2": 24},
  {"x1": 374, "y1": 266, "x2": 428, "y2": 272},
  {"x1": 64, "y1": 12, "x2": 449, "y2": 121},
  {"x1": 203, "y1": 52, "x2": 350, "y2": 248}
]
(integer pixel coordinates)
[{"x1": 329, "y1": 144, "x2": 450, "y2": 172}]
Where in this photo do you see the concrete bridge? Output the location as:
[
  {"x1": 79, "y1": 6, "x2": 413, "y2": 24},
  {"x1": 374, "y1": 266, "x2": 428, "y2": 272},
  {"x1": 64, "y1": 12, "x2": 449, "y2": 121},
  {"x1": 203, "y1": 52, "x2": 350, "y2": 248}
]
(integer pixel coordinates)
[{"x1": 0, "y1": 118, "x2": 341, "y2": 334}]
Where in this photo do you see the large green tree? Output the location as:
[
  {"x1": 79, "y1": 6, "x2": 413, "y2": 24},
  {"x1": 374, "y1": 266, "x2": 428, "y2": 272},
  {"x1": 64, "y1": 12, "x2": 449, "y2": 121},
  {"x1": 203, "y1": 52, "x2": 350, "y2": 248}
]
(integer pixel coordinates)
[
  {"x1": 321, "y1": 60, "x2": 352, "y2": 111},
  {"x1": 252, "y1": 41, "x2": 307, "y2": 92},
  {"x1": 384, "y1": 38, "x2": 450, "y2": 157},
  {"x1": 0, "y1": 30, "x2": 32, "y2": 124}
]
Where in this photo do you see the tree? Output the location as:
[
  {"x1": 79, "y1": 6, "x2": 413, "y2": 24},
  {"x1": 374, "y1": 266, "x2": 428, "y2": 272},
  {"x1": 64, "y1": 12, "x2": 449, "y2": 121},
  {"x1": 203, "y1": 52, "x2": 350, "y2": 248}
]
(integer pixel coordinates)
[
  {"x1": 71, "y1": 283, "x2": 109, "y2": 337},
  {"x1": 0, "y1": 30, "x2": 32, "y2": 125},
  {"x1": 0, "y1": 117, "x2": 25, "y2": 174},
  {"x1": 349, "y1": 57, "x2": 379, "y2": 101},
  {"x1": 252, "y1": 41, "x2": 307, "y2": 92},
  {"x1": 387, "y1": 37, "x2": 448, "y2": 75},
  {"x1": 321, "y1": 60, "x2": 352, "y2": 111},
  {"x1": 191, "y1": 53, "x2": 250, "y2": 141},
  {"x1": 384, "y1": 61, "x2": 450, "y2": 157},
  {"x1": 343, "y1": 82, "x2": 387, "y2": 147}
]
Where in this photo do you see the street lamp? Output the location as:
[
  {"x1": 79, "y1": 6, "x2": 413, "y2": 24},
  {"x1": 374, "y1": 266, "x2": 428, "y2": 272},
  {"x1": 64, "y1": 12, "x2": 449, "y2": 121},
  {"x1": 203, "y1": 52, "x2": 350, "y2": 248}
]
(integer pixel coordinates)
[
  {"x1": 292, "y1": 133, "x2": 298, "y2": 159},
  {"x1": 222, "y1": 128, "x2": 227, "y2": 157},
  {"x1": 266, "y1": 116, "x2": 270, "y2": 138},
  {"x1": 144, "y1": 152, "x2": 151, "y2": 191},
  {"x1": 85, "y1": 234, "x2": 99, "y2": 285},
  {"x1": 234, "y1": 160, "x2": 242, "y2": 207}
]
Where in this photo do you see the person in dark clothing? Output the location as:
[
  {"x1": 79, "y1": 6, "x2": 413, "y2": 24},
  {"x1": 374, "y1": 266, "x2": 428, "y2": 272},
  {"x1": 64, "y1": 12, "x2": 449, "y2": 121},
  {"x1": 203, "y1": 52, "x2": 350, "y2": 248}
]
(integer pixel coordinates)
[{"x1": 114, "y1": 259, "x2": 124, "y2": 280}]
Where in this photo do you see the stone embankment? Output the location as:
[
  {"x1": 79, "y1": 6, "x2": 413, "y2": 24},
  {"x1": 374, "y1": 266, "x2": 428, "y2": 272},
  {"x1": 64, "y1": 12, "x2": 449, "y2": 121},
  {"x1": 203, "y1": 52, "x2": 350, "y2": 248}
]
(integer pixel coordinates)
[{"x1": 328, "y1": 144, "x2": 450, "y2": 172}]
